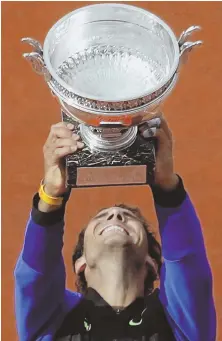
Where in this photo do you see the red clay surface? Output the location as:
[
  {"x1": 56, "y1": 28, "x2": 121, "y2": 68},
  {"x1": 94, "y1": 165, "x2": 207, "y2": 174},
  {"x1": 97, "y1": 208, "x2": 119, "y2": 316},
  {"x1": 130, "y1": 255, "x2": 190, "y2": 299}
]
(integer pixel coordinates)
[{"x1": 2, "y1": 2, "x2": 222, "y2": 340}]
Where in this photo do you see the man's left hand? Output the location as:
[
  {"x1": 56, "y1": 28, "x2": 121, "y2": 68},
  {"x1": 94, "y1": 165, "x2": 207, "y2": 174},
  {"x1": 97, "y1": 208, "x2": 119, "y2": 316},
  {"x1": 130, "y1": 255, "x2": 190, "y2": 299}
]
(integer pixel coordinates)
[{"x1": 139, "y1": 114, "x2": 179, "y2": 190}]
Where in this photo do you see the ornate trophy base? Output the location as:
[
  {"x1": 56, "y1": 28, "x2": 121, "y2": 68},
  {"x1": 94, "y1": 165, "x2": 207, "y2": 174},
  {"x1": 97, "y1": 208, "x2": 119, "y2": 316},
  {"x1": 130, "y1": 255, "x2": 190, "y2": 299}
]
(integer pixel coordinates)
[{"x1": 62, "y1": 111, "x2": 156, "y2": 188}]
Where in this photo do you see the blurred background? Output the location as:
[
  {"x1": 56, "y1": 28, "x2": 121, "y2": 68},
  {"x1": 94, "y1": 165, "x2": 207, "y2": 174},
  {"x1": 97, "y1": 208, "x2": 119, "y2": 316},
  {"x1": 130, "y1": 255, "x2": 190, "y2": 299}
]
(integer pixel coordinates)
[{"x1": 2, "y1": 1, "x2": 222, "y2": 340}]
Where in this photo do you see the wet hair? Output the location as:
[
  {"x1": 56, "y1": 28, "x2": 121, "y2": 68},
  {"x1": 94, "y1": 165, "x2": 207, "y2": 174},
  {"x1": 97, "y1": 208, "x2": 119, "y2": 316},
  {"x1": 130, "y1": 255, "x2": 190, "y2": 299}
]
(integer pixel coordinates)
[{"x1": 72, "y1": 203, "x2": 162, "y2": 295}]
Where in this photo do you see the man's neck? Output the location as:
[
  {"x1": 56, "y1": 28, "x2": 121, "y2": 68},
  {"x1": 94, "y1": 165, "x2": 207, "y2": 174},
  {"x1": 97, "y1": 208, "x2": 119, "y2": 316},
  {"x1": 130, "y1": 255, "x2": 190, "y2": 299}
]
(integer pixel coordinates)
[{"x1": 86, "y1": 250, "x2": 145, "y2": 309}]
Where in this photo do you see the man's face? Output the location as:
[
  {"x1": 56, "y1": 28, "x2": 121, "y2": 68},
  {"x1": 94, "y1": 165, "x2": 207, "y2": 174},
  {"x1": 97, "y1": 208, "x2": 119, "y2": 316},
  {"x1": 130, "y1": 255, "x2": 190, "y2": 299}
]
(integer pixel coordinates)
[{"x1": 83, "y1": 206, "x2": 149, "y2": 267}]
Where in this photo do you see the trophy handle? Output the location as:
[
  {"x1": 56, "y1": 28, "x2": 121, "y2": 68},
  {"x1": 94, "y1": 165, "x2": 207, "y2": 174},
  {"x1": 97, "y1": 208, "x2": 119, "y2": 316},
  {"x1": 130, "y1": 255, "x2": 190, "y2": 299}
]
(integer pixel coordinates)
[
  {"x1": 21, "y1": 37, "x2": 51, "y2": 82},
  {"x1": 21, "y1": 37, "x2": 43, "y2": 56},
  {"x1": 178, "y1": 26, "x2": 203, "y2": 64}
]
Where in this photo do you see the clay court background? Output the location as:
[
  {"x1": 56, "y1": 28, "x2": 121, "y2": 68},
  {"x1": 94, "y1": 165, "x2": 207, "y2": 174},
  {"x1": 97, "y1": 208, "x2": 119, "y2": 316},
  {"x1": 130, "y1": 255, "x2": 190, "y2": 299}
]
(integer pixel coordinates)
[{"x1": 2, "y1": 1, "x2": 222, "y2": 340}]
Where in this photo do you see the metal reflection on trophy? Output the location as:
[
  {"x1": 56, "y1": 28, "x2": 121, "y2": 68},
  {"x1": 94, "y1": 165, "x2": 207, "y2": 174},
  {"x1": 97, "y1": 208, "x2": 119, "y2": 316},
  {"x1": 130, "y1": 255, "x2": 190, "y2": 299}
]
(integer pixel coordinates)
[{"x1": 22, "y1": 3, "x2": 202, "y2": 187}]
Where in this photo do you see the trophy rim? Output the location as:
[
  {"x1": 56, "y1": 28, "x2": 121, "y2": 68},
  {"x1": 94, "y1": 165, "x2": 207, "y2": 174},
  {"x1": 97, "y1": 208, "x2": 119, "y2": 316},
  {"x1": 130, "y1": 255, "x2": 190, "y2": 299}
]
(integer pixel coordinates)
[
  {"x1": 48, "y1": 72, "x2": 177, "y2": 118},
  {"x1": 43, "y1": 3, "x2": 180, "y2": 103}
]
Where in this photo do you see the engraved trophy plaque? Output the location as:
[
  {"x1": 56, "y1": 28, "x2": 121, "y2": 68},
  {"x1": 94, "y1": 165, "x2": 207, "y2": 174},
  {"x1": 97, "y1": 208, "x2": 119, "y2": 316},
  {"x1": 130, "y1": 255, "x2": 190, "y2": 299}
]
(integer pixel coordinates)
[{"x1": 22, "y1": 3, "x2": 202, "y2": 187}]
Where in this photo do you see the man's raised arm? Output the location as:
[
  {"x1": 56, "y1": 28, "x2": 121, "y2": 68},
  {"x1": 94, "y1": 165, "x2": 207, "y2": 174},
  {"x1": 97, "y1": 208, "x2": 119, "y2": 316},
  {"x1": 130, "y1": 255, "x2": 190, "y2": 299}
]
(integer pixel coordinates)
[
  {"x1": 14, "y1": 123, "x2": 84, "y2": 341},
  {"x1": 145, "y1": 115, "x2": 216, "y2": 340},
  {"x1": 152, "y1": 176, "x2": 216, "y2": 341}
]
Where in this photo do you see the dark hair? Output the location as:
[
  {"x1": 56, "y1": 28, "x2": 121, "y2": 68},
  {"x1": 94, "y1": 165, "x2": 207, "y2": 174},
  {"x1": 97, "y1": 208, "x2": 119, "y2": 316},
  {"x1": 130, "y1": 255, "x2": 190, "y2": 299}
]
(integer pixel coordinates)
[{"x1": 72, "y1": 204, "x2": 162, "y2": 295}]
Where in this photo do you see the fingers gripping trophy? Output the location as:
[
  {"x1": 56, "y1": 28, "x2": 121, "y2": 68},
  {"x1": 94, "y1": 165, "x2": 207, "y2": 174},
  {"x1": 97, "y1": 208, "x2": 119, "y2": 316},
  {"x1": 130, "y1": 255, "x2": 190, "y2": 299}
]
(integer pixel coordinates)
[{"x1": 22, "y1": 3, "x2": 202, "y2": 188}]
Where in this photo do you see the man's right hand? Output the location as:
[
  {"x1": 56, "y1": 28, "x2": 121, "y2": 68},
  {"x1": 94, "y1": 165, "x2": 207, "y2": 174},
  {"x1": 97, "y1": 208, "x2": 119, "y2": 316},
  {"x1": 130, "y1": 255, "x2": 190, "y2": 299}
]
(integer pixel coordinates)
[{"x1": 42, "y1": 122, "x2": 84, "y2": 198}]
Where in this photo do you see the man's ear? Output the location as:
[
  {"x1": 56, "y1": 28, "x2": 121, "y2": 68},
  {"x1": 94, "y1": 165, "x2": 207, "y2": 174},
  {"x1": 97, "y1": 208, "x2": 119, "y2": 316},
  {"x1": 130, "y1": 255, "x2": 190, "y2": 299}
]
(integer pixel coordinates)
[
  {"x1": 75, "y1": 256, "x2": 86, "y2": 275},
  {"x1": 145, "y1": 255, "x2": 159, "y2": 279}
]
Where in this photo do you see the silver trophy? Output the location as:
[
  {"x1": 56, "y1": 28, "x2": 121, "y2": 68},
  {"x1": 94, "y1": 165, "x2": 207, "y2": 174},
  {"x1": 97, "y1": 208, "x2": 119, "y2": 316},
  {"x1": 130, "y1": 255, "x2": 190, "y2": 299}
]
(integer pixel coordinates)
[{"x1": 22, "y1": 3, "x2": 202, "y2": 187}]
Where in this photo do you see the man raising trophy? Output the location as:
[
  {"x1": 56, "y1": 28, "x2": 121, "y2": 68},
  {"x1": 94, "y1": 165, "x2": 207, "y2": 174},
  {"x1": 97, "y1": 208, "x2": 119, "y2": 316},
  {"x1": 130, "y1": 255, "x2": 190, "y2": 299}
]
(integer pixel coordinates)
[{"x1": 15, "y1": 4, "x2": 216, "y2": 341}]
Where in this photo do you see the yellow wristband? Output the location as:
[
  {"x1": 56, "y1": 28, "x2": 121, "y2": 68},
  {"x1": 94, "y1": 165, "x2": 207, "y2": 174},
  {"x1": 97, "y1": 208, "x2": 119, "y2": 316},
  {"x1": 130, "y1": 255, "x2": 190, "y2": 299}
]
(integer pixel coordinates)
[{"x1": 38, "y1": 183, "x2": 63, "y2": 206}]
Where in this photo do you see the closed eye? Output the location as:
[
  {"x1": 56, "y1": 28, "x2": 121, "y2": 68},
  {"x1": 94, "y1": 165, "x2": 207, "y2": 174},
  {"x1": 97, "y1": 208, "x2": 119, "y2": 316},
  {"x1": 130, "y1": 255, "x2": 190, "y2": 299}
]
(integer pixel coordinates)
[
  {"x1": 94, "y1": 212, "x2": 108, "y2": 220},
  {"x1": 94, "y1": 210, "x2": 138, "y2": 221},
  {"x1": 123, "y1": 211, "x2": 138, "y2": 220}
]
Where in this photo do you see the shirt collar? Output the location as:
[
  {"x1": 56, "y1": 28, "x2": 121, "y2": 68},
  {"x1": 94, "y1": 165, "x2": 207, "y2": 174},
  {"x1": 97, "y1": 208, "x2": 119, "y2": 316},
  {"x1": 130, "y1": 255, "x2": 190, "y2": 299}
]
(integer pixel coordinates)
[{"x1": 85, "y1": 287, "x2": 146, "y2": 317}]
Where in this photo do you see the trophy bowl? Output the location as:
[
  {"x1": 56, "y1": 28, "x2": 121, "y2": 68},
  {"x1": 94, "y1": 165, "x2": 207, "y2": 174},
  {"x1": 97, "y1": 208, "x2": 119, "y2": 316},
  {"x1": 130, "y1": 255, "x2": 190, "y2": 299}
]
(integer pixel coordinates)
[{"x1": 22, "y1": 3, "x2": 202, "y2": 187}]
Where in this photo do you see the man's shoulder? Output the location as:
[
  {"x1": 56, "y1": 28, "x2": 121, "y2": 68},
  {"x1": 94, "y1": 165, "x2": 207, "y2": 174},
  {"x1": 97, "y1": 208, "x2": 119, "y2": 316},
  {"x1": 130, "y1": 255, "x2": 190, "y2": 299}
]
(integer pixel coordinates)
[
  {"x1": 143, "y1": 289, "x2": 175, "y2": 338},
  {"x1": 144, "y1": 288, "x2": 161, "y2": 307},
  {"x1": 55, "y1": 297, "x2": 87, "y2": 337},
  {"x1": 143, "y1": 289, "x2": 167, "y2": 322}
]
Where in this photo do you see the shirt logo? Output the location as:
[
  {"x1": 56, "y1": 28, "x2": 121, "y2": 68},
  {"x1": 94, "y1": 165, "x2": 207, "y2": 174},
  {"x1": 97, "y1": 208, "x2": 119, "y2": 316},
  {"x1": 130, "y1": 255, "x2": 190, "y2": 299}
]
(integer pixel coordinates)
[
  {"x1": 129, "y1": 318, "x2": 143, "y2": 326},
  {"x1": 84, "y1": 319, "x2": 91, "y2": 331},
  {"x1": 128, "y1": 307, "x2": 147, "y2": 327}
]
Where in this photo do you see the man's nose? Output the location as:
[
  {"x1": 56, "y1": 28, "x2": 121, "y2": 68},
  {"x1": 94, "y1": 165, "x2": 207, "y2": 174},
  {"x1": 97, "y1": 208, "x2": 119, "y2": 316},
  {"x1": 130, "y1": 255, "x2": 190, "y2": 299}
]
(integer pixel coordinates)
[{"x1": 106, "y1": 209, "x2": 125, "y2": 222}]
